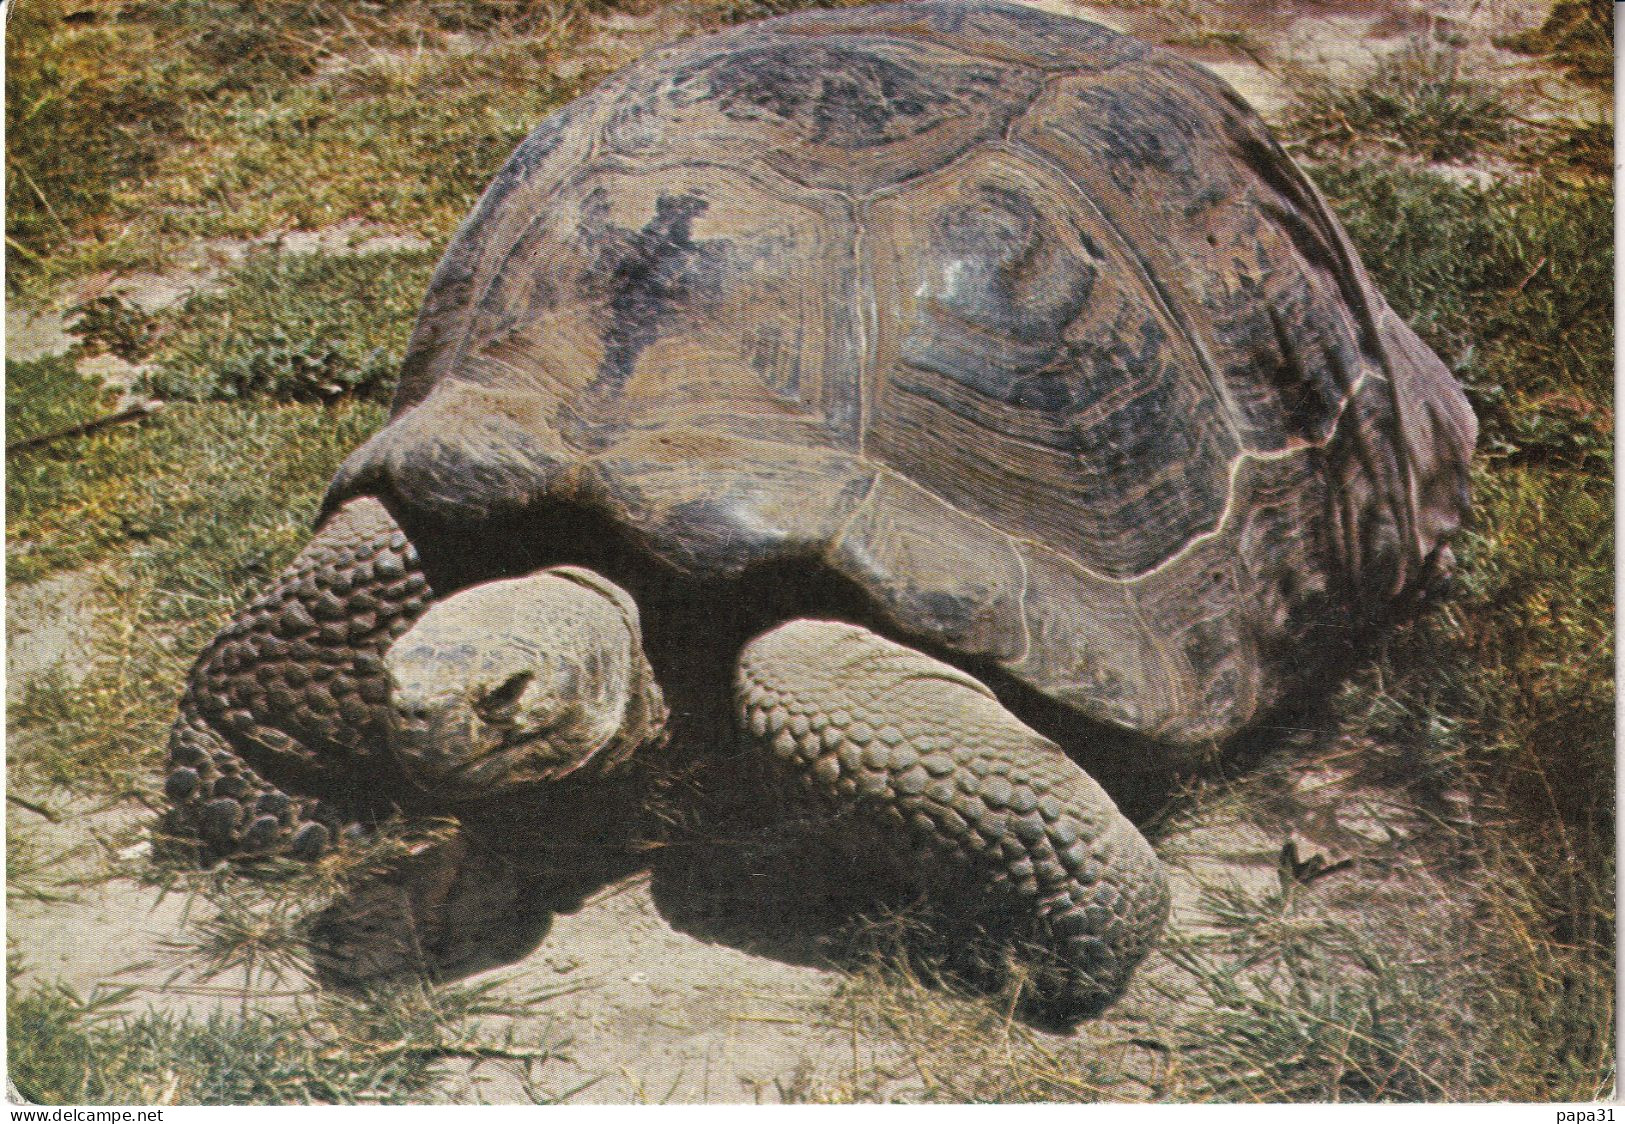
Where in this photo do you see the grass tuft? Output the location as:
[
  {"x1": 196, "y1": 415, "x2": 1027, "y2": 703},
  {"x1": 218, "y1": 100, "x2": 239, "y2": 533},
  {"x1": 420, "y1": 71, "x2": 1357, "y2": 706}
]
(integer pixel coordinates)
[
  {"x1": 1308, "y1": 161, "x2": 1613, "y2": 1100},
  {"x1": 141, "y1": 249, "x2": 438, "y2": 403},
  {"x1": 1142, "y1": 0, "x2": 1268, "y2": 63},
  {"x1": 1150, "y1": 845, "x2": 1610, "y2": 1102},
  {"x1": 7, "y1": 973, "x2": 579, "y2": 1105},
  {"x1": 1530, "y1": 116, "x2": 1613, "y2": 180},
  {"x1": 1500, "y1": 0, "x2": 1613, "y2": 88},
  {"x1": 812, "y1": 960, "x2": 1138, "y2": 1102},
  {"x1": 1309, "y1": 164, "x2": 1611, "y2": 470},
  {"x1": 1309, "y1": 162, "x2": 1613, "y2": 846},
  {"x1": 1287, "y1": 44, "x2": 1513, "y2": 163},
  {"x1": 67, "y1": 295, "x2": 160, "y2": 364}
]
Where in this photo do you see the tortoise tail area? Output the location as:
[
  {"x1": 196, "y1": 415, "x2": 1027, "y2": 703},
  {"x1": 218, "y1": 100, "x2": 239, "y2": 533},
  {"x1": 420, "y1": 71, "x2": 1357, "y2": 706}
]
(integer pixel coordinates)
[
  {"x1": 1370, "y1": 304, "x2": 1477, "y2": 604},
  {"x1": 1315, "y1": 287, "x2": 1477, "y2": 623},
  {"x1": 1221, "y1": 105, "x2": 1478, "y2": 617}
]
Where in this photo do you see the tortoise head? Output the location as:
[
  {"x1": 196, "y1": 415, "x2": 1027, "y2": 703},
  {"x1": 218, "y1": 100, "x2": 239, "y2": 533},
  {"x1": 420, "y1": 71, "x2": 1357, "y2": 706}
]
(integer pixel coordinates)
[{"x1": 385, "y1": 568, "x2": 666, "y2": 800}]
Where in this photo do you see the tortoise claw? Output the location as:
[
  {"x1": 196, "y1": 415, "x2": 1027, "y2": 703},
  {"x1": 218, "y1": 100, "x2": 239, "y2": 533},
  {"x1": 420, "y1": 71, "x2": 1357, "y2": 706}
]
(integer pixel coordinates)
[
  {"x1": 164, "y1": 766, "x2": 200, "y2": 803},
  {"x1": 199, "y1": 798, "x2": 244, "y2": 845},
  {"x1": 289, "y1": 822, "x2": 331, "y2": 861},
  {"x1": 240, "y1": 814, "x2": 283, "y2": 853}
]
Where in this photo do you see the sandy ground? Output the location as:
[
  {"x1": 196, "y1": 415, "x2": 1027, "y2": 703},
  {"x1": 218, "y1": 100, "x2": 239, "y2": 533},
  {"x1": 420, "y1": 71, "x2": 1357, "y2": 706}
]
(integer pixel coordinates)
[
  {"x1": 5, "y1": 0, "x2": 1591, "y2": 1104},
  {"x1": 7, "y1": 719, "x2": 1442, "y2": 1102}
]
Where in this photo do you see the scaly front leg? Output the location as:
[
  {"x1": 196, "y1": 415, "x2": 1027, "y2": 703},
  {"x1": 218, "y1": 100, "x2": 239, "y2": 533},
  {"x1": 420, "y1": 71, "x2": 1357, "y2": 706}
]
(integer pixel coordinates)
[
  {"x1": 734, "y1": 620, "x2": 1170, "y2": 1026},
  {"x1": 163, "y1": 497, "x2": 436, "y2": 864}
]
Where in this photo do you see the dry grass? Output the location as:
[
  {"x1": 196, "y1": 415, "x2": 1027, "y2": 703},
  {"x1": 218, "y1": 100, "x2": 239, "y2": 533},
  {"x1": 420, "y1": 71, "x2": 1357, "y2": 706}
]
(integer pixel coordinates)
[
  {"x1": 8, "y1": 969, "x2": 585, "y2": 1104},
  {"x1": 5, "y1": 0, "x2": 601, "y2": 293},
  {"x1": 1500, "y1": 0, "x2": 1613, "y2": 88},
  {"x1": 6, "y1": 0, "x2": 1613, "y2": 1105},
  {"x1": 1287, "y1": 43, "x2": 1515, "y2": 163}
]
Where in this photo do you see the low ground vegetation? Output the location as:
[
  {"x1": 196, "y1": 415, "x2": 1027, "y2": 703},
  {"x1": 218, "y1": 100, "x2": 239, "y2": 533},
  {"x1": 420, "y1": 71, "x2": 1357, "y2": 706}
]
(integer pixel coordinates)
[
  {"x1": 8, "y1": 969, "x2": 584, "y2": 1104},
  {"x1": 6, "y1": 0, "x2": 1612, "y2": 1103}
]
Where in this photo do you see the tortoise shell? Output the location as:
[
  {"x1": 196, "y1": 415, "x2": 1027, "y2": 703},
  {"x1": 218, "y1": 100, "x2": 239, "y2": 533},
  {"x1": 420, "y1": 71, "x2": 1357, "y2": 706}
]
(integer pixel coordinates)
[{"x1": 327, "y1": 1, "x2": 1476, "y2": 746}]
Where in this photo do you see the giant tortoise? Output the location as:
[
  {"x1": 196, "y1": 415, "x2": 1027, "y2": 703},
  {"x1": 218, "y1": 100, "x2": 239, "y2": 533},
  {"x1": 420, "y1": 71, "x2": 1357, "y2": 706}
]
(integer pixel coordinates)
[{"x1": 161, "y1": 0, "x2": 1476, "y2": 1022}]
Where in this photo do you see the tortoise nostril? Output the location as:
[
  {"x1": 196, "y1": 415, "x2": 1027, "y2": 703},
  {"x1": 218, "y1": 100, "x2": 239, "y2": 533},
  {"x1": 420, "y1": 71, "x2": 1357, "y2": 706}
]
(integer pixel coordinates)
[{"x1": 396, "y1": 701, "x2": 434, "y2": 727}]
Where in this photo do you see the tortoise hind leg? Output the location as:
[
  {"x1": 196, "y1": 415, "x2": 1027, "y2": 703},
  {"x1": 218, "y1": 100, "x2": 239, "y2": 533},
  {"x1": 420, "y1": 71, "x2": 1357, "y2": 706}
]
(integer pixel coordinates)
[
  {"x1": 733, "y1": 619, "x2": 1169, "y2": 1025},
  {"x1": 162, "y1": 497, "x2": 435, "y2": 865}
]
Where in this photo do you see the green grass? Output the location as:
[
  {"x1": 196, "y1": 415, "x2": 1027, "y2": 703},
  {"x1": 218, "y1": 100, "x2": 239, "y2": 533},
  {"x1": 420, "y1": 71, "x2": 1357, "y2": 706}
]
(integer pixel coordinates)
[
  {"x1": 7, "y1": 0, "x2": 194, "y2": 281},
  {"x1": 8, "y1": 974, "x2": 578, "y2": 1104},
  {"x1": 65, "y1": 294, "x2": 160, "y2": 363},
  {"x1": 6, "y1": 381, "x2": 383, "y2": 585},
  {"x1": 8, "y1": 242, "x2": 432, "y2": 583},
  {"x1": 142, "y1": 248, "x2": 438, "y2": 402},
  {"x1": 1312, "y1": 166, "x2": 1611, "y2": 430},
  {"x1": 6, "y1": 800, "x2": 82, "y2": 908},
  {"x1": 1276, "y1": 154, "x2": 1610, "y2": 1106},
  {"x1": 6, "y1": 394, "x2": 382, "y2": 796},
  {"x1": 5, "y1": 339, "x2": 394, "y2": 794},
  {"x1": 158, "y1": 40, "x2": 584, "y2": 244},
  {"x1": 5, "y1": 0, "x2": 597, "y2": 293},
  {"x1": 5, "y1": 354, "x2": 119, "y2": 449},
  {"x1": 1531, "y1": 116, "x2": 1612, "y2": 180},
  {"x1": 3, "y1": 0, "x2": 868, "y2": 295},
  {"x1": 1308, "y1": 163, "x2": 1613, "y2": 858},
  {"x1": 7, "y1": 248, "x2": 433, "y2": 787},
  {"x1": 10, "y1": 814, "x2": 584, "y2": 1106},
  {"x1": 1287, "y1": 44, "x2": 1514, "y2": 163}
]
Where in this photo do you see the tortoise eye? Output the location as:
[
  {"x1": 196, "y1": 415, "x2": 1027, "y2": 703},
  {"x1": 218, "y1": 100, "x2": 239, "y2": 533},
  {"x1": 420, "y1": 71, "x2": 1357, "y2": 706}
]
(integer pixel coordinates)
[{"x1": 476, "y1": 671, "x2": 533, "y2": 723}]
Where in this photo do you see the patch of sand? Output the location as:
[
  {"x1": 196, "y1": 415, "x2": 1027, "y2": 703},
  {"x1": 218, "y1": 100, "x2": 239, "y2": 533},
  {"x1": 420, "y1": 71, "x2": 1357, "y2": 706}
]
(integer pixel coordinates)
[{"x1": 5, "y1": 570, "x2": 100, "y2": 706}]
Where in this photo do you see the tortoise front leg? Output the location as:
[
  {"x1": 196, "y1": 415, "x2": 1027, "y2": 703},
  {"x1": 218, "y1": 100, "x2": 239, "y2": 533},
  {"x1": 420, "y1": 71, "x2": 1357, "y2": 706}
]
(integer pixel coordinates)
[
  {"x1": 734, "y1": 620, "x2": 1169, "y2": 1025},
  {"x1": 163, "y1": 497, "x2": 435, "y2": 864}
]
